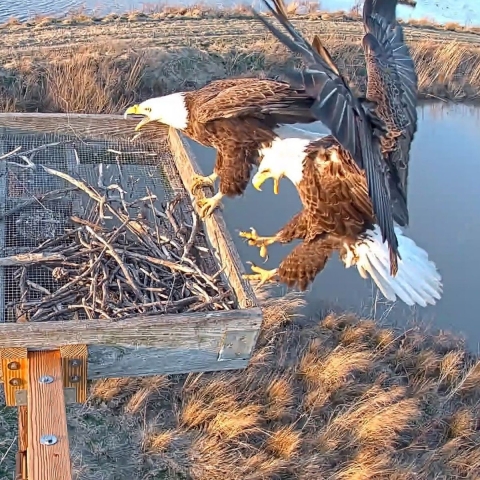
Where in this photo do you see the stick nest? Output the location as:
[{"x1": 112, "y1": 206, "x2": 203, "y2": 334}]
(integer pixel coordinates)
[{"x1": 2, "y1": 142, "x2": 235, "y2": 322}]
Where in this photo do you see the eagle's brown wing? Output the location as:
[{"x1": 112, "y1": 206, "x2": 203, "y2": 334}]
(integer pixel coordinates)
[
  {"x1": 362, "y1": 0, "x2": 418, "y2": 226},
  {"x1": 190, "y1": 78, "x2": 315, "y2": 125}
]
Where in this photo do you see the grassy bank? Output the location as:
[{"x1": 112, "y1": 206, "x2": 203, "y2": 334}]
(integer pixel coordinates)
[
  {"x1": 0, "y1": 2, "x2": 477, "y2": 36},
  {"x1": 1, "y1": 288, "x2": 479, "y2": 479},
  {"x1": 1, "y1": 36, "x2": 480, "y2": 115}
]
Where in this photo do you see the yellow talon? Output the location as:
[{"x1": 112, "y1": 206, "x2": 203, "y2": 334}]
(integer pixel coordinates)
[
  {"x1": 238, "y1": 227, "x2": 276, "y2": 261},
  {"x1": 196, "y1": 192, "x2": 223, "y2": 219},
  {"x1": 243, "y1": 262, "x2": 278, "y2": 286},
  {"x1": 191, "y1": 173, "x2": 218, "y2": 196}
]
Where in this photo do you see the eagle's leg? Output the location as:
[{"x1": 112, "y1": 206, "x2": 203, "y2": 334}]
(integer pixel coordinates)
[
  {"x1": 191, "y1": 172, "x2": 218, "y2": 195},
  {"x1": 243, "y1": 262, "x2": 279, "y2": 286},
  {"x1": 239, "y1": 228, "x2": 277, "y2": 261},
  {"x1": 196, "y1": 191, "x2": 224, "y2": 219}
]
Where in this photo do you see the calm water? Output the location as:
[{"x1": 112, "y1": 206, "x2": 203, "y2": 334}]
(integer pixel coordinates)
[
  {"x1": 187, "y1": 102, "x2": 480, "y2": 349},
  {"x1": 2, "y1": 0, "x2": 477, "y2": 24}
]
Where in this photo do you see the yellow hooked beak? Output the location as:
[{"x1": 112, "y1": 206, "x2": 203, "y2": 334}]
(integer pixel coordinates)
[
  {"x1": 252, "y1": 171, "x2": 282, "y2": 195},
  {"x1": 124, "y1": 105, "x2": 151, "y2": 132}
]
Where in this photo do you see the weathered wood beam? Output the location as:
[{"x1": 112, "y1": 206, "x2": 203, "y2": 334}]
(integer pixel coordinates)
[
  {"x1": 168, "y1": 128, "x2": 259, "y2": 311},
  {"x1": 27, "y1": 350, "x2": 72, "y2": 480},
  {"x1": 0, "y1": 308, "x2": 262, "y2": 379}
]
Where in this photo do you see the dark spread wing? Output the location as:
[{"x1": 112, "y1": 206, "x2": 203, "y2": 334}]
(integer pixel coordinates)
[
  {"x1": 362, "y1": 0, "x2": 418, "y2": 225},
  {"x1": 251, "y1": 0, "x2": 363, "y2": 163},
  {"x1": 252, "y1": 0, "x2": 400, "y2": 275},
  {"x1": 191, "y1": 78, "x2": 315, "y2": 125}
]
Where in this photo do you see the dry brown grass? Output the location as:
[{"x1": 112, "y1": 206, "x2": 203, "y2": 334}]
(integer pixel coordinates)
[
  {"x1": 2, "y1": 32, "x2": 480, "y2": 116},
  {"x1": 1, "y1": 288, "x2": 479, "y2": 479}
]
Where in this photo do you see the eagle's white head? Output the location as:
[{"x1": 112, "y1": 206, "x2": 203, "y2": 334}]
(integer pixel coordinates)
[
  {"x1": 124, "y1": 93, "x2": 189, "y2": 131},
  {"x1": 252, "y1": 137, "x2": 310, "y2": 195}
]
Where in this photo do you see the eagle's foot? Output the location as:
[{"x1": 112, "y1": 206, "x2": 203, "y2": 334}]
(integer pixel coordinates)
[
  {"x1": 243, "y1": 262, "x2": 279, "y2": 286},
  {"x1": 239, "y1": 228, "x2": 276, "y2": 261},
  {"x1": 196, "y1": 192, "x2": 224, "y2": 219},
  {"x1": 191, "y1": 173, "x2": 218, "y2": 196}
]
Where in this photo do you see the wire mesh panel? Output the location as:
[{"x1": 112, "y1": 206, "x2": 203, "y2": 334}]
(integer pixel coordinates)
[{"x1": 0, "y1": 114, "x2": 236, "y2": 324}]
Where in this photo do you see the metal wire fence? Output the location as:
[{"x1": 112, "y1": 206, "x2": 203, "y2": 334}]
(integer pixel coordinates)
[{"x1": 0, "y1": 114, "x2": 231, "y2": 323}]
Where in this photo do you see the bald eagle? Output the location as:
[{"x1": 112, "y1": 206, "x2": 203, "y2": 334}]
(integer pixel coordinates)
[
  {"x1": 124, "y1": 78, "x2": 324, "y2": 218},
  {"x1": 239, "y1": 0, "x2": 443, "y2": 306},
  {"x1": 249, "y1": 0, "x2": 420, "y2": 276},
  {"x1": 242, "y1": 135, "x2": 442, "y2": 307}
]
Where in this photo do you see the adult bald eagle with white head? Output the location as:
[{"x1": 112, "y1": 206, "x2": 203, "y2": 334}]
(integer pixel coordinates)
[
  {"x1": 239, "y1": 0, "x2": 442, "y2": 307},
  {"x1": 124, "y1": 76, "x2": 327, "y2": 218}
]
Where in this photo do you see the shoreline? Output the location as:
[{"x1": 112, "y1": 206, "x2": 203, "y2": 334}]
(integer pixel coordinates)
[
  {"x1": 2, "y1": 6, "x2": 480, "y2": 36},
  {"x1": 1, "y1": 17, "x2": 480, "y2": 113}
]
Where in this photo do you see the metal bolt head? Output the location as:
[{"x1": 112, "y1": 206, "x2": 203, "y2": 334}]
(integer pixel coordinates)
[
  {"x1": 9, "y1": 378, "x2": 22, "y2": 387},
  {"x1": 39, "y1": 375, "x2": 54, "y2": 384},
  {"x1": 69, "y1": 359, "x2": 81, "y2": 368},
  {"x1": 40, "y1": 435, "x2": 58, "y2": 446},
  {"x1": 70, "y1": 375, "x2": 81, "y2": 383},
  {"x1": 7, "y1": 361, "x2": 20, "y2": 370}
]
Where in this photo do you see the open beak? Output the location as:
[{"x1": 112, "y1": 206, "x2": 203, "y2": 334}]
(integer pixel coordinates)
[
  {"x1": 124, "y1": 105, "x2": 151, "y2": 131},
  {"x1": 252, "y1": 172, "x2": 282, "y2": 195},
  {"x1": 252, "y1": 171, "x2": 269, "y2": 192},
  {"x1": 273, "y1": 178, "x2": 280, "y2": 195}
]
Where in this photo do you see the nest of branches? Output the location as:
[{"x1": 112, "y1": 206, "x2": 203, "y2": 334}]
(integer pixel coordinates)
[{"x1": 1, "y1": 142, "x2": 235, "y2": 322}]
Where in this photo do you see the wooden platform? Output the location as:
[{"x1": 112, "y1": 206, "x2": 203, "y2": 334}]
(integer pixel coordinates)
[{"x1": 0, "y1": 113, "x2": 262, "y2": 380}]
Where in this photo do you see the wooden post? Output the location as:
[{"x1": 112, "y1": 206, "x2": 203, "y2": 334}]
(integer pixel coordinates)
[
  {"x1": 27, "y1": 350, "x2": 72, "y2": 480},
  {"x1": 16, "y1": 406, "x2": 28, "y2": 479}
]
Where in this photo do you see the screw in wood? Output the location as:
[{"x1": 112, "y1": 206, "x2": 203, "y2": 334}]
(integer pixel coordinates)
[
  {"x1": 70, "y1": 375, "x2": 81, "y2": 383},
  {"x1": 69, "y1": 359, "x2": 81, "y2": 368},
  {"x1": 39, "y1": 375, "x2": 54, "y2": 384},
  {"x1": 7, "y1": 361, "x2": 20, "y2": 370},
  {"x1": 39, "y1": 435, "x2": 58, "y2": 446},
  {"x1": 9, "y1": 378, "x2": 21, "y2": 386}
]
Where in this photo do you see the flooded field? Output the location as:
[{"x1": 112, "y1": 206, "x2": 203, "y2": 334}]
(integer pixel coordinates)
[{"x1": 187, "y1": 102, "x2": 480, "y2": 348}]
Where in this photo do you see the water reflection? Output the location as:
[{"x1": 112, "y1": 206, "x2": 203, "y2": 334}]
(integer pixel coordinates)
[{"x1": 188, "y1": 102, "x2": 480, "y2": 349}]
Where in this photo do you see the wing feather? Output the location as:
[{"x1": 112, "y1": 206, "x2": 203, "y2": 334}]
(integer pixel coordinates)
[
  {"x1": 362, "y1": 0, "x2": 418, "y2": 224},
  {"x1": 192, "y1": 78, "x2": 315, "y2": 125},
  {"x1": 253, "y1": 0, "x2": 400, "y2": 274}
]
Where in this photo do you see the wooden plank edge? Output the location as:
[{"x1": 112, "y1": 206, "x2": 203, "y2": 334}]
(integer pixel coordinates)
[
  {"x1": 167, "y1": 127, "x2": 259, "y2": 310},
  {"x1": 0, "y1": 306, "x2": 263, "y2": 349},
  {"x1": 27, "y1": 350, "x2": 72, "y2": 480}
]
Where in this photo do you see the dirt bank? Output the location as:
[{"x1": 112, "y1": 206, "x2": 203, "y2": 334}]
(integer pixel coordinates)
[{"x1": 1, "y1": 13, "x2": 480, "y2": 114}]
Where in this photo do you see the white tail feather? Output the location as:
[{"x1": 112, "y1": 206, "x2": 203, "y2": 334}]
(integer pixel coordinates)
[{"x1": 342, "y1": 225, "x2": 443, "y2": 307}]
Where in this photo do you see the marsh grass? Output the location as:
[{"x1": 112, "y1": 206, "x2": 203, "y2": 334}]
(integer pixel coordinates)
[
  {"x1": 2, "y1": 288, "x2": 478, "y2": 479},
  {"x1": 1, "y1": 34, "x2": 480, "y2": 115}
]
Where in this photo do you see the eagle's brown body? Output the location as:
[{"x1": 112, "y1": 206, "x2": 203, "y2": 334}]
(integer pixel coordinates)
[
  {"x1": 180, "y1": 78, "x2": 318, "y2": 198},
  {"x1": 271, "y1": 135, "x2": 375, "y2": 291}
]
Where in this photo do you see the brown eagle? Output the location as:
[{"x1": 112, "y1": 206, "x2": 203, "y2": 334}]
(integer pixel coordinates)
[
  {"x1": 239, "y1": 0, "x2": 443, "y2": 307},
  {"x1": 124, "y1": 77, "x2": 325, "y2": 218}
]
